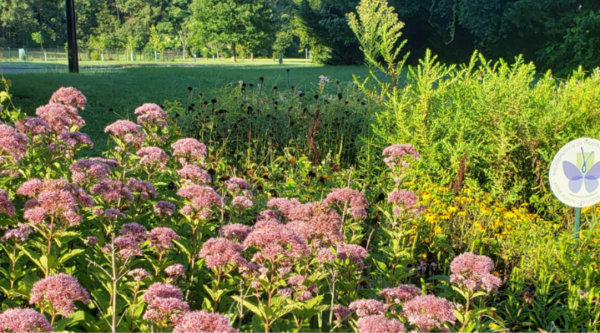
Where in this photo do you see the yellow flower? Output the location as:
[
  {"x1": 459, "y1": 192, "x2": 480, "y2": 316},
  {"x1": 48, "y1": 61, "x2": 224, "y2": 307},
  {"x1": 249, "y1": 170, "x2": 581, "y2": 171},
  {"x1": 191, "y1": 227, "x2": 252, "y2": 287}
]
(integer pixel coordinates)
[
  {"x1": 475, "y1": 222, "x2": 486, "y2": 233},
  {"x1": 434, "y1": 226, "x2": 443, "y2": 234},
  {"x1": 592, "y1": 238, "x2": 600, "y2": 244},
  {"x1": 582, "y1": 206, "x2": 593, "y2": 214},
  {"x1": 447, "y1": 206, "x2": 459, "y2": 214},
  {"x1": 425, "y1": 213, "x2": 437, "y2": 223},
  {"x1": 422, "y1": 193, "x2": 432, "y2": 201},
  {"x1": 457, "y1": 211, "x2": 467, "y2": 217},
  {"x1": 404, "y1": 181, "x2": 415, "y2": 187},
  {"x1": 464, "y1": 188, "x2": 473, "y2": 194}
]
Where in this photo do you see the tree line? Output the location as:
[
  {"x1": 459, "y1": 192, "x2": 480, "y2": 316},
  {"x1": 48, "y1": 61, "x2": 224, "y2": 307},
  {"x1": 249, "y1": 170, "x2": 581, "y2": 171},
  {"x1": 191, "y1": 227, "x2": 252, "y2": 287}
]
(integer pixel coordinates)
[{"x1": 1, "y1": 0, "x2": 599, "y2": 73}]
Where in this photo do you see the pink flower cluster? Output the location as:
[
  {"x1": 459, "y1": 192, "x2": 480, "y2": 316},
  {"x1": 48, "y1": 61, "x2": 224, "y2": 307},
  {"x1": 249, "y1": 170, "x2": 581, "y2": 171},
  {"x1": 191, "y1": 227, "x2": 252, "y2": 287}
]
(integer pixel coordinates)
[
  {"x1": 36, "y1": 103, "x2": 84, "y2": 134},
  {"x1": 402, "y1": 295, "x2": 456, "y2": 332},
  {"x1": 178, "y1": 165, "x2": 212, "y2": 185},
  {"x1": 120, "y1": 222, "x2": 148, "y2": 244},
  {"x1": 281, "y1": 275, "x2": 318, "y2": 302},
  {"x1": 173, "y1": 310, "x2": 239, "y2": 333},
  {"x1": 18, "y1": 178, "x2": 93, "y2": 227},
  {"x1": 323, "y1": 187, "x2": 369, "y2": 219},
  {"x1": 388, "y1": 189, "x2": 423, "y2": 217},
  {"x1": 128, "y1": 268, "x2": 152, "y2": 282},
  {"x1": 1, "y1": 223, "x2": 32, "y2": 243},
  {"x1": 0, "y1": 123, "x2": 28, "y2": 161},
  {"x1": 104, "y1": 120, "x2": 146, "y2": 146},
  {"x1": 177, "y1": 185, "x2": 222, "y2": 219},
  {"x1": 332, "y1": 305, "x2": 351, "y2": 322},
  {"x1": 287, "y1": 201, "x2": 344, "y2": 245},
  {"x1": 144, "y1": 283, "x2": 183, "y2": 302},
  {"x1": 232, "y1": 196, "x2": 253, "y2": 210},
  {"x1": 0, "y1": 307, "x2": 54, "y2": 333},
  {"x1": 135, "y1": 103, "x2": 168, "y2": 127},
  {"x1": 171, "y1": 138, "x2": 207, "y2": 165},
  {"x1": 449, "y1": 252, "x2": 502, "y2": 293},
  {"x1": 267, "y1": 198, "x2": 301, "y2": 220},
  {"x1": 357, "y1": 315, "x2": 406, "y2": 333},
  {"x1": 137, "y1": 146, "x2": 169, "y2": 170},
  {"x1": 149, "y1": 227, "x2": 179, "y2": 252},
  {"x1": 15, "y1": 117, "x2": 51, "y2": 137},
  {"x1": 379, "y1": 285, "x2": 421, "y2": 305},
  {"x1": 165, "y1": 264, "x2": 186, "y2": 280},
  {"x1": 69, "y1": 159, "x2": 112, "y2": 184},
  {"x1": 224, "y1": 177, "x2": 250, "y2": 192},
  {"x1": 90, "y1": 179, "x2": 133, "y2": 204},
  {"x1": 49, "y1": 87, "x2": 87, "y2": 110},
  {"x1": 336, "y1": 244, "x2": 368, "y2": 269},
  {"x1": 143, "y1": 283, "x2": 189, "y2": 328},
  {"x1": 104, "y1": 236, "x2": 143, "y2": 260},
  {"x1": 58, "y1": 131, "x2": 93, "y2": 149},
  {"x1": 348, "y1": 299, "x2": 387, "y2": 317},
  {"x1": 0, "y1": 189, "x2": 15, "y2": 217},
  {"x1": 154, "y1": 201, "x2": 176, "y2": 217},
  {"x1": 199, "y1": 237, "x2": 246, "y2": 269},
  {"x1": 382, "y1": 144, "x2": 419, "y2": 169},
  {"x1": 143, "y1": 297, "x2": 189, "y2": 328},
  {"x1": 222, "y1": 223, "x2": 252, "y2": 242},
  {"x1": 84, "y1": 236, "x2": 98, "y2": 247},
  {"x1": 243, "y1": 222, "x2": 309, "y2": 261},
  {"x1": 127, "y1": 178, "x2": 157, "y2": 200},
  {"x1": 29, "y1": 273, "x2": 90, "y2": 318}
]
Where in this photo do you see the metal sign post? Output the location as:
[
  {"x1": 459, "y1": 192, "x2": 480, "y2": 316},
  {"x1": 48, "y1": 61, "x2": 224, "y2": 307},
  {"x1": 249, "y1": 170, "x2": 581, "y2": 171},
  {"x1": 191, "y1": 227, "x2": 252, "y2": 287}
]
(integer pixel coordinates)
[{"x1": 65, "y1": 0, "x2": 79, "y2": 73}]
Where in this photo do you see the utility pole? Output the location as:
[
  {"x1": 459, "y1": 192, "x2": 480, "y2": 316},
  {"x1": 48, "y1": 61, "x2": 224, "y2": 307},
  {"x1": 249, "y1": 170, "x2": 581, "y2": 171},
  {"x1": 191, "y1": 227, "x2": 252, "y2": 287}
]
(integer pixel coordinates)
[{"x1": 65, "y1": 0, "x2": 79, "y2": 73}]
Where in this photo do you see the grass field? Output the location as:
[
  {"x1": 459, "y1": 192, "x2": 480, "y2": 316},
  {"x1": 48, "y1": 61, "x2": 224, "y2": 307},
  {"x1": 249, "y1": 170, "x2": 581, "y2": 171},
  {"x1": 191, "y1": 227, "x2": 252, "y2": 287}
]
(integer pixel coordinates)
[
  {"x1": 1, "y1": 61, "x2": 370, "y2": 155},
  {"x1": 0, "y1": 58, "x2": 317, "y2": 69}
]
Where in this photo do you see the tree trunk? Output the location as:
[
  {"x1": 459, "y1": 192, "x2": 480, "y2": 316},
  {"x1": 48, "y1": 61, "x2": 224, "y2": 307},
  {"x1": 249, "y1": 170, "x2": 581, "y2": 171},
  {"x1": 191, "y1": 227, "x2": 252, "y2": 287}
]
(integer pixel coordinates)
[
  {"x1": 251, "y1": 53, "x2": 254, "y2": 62},
  {"x1": 231, "y1": 43, "x2": 236, "y2": 62},
  {"x1": 178, "y1": 30, "x2": 187, "y2": 60}
]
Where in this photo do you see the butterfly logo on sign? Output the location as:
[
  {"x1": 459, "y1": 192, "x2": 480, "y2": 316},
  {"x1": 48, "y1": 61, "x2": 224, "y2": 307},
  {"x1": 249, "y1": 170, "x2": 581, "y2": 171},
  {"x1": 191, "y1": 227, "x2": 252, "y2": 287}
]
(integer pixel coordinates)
[{"x1": 563, "y1": 147, "x2": 600, "y2": 193}]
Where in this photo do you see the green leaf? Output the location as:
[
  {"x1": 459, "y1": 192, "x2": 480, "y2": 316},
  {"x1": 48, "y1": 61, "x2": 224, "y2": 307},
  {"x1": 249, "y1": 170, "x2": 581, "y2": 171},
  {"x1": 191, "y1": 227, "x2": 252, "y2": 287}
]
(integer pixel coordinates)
[
  {"x1": 58, "y1": 249, "x2": 85, "y2": 265},
  {"x1": 252, "y1": 314, "x2": 266, "y2": 332}
]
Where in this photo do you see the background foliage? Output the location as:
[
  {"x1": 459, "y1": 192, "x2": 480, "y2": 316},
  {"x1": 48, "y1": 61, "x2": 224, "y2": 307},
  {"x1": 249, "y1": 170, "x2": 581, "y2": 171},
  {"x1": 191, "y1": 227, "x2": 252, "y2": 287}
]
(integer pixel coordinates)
[{"x1": 1, "y1": 0, "x2": 600, "y2": 72}]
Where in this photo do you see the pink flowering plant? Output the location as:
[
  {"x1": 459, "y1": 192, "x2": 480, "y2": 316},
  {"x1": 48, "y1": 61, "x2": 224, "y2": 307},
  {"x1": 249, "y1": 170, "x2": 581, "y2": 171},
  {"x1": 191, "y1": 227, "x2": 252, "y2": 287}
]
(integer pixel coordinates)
[{"x1": 0, "y1": 79, "x2": 593, "y2": 333}]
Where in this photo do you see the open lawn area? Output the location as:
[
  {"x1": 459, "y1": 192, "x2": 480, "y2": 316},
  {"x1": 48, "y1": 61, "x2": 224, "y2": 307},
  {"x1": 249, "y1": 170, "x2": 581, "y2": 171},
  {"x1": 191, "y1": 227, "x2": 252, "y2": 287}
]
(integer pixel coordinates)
[{"x1": 2, "y1": 61, "x2": 369, "y2": 155}]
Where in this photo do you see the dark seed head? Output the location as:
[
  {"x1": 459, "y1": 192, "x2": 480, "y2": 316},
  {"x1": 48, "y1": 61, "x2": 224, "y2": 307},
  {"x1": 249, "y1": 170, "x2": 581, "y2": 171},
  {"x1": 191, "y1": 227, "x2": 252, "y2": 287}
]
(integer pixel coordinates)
[
  {"x1": 108, "y1": 108, "x2": 113, "y2": 113},
  {"x1": 259, "y1": 77, "x2": 264, "y2": 82},
  {"x1": 314, "y1": 95, "x2": 319, "y2": 100},
  {"x1": 187, "y1": 87, "x2": 193, "y2": 91},
  {"x1": 286, "y1": 69, "x2": 290, "y2": 72},
  {"x1": 273, "y1": 86, "x2": 278, "y2": 90},
  {"x1": 338, "y1": 93, "x2": 343, "y2": 100}
]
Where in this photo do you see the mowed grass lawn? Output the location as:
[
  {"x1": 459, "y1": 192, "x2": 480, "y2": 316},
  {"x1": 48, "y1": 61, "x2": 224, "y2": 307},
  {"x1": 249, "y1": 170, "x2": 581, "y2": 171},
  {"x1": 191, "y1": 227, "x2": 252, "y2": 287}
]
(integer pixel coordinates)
[{"x1": 2, "y1": 61, "x2": 370, "y2": 155}]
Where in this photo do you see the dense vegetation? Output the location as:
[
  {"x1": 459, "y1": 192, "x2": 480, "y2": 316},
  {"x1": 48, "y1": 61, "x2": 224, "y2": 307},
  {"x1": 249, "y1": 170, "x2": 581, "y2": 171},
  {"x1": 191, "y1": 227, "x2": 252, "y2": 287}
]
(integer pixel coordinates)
[
  {"x1": 0, "y1": 0, "x2": 599, "y2": 331},
  {"x1": 2, "y1": 0, "x2": 600, "y2": 72}
]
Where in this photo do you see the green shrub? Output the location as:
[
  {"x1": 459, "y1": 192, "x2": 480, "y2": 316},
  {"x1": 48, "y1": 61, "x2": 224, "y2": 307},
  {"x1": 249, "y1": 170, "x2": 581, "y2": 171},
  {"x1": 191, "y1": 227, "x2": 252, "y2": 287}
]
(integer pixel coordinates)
[{"x1": 367, "y1": 51, "x2": 600, "y2": 212}]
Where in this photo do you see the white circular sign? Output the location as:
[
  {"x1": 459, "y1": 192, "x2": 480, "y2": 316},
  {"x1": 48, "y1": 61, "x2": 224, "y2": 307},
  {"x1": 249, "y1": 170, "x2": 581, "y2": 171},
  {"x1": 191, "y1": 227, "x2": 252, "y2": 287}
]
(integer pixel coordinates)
[{"x1": 549, "y1": 137, "x2": 600, "y2": 207}]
